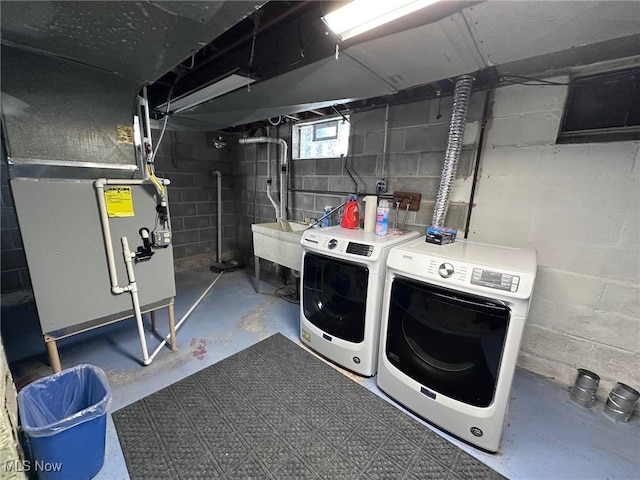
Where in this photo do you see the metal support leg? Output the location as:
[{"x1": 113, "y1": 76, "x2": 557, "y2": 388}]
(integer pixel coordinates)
[
  {"x1": 168, "y1": 299, "x2": 177, "y2": 352},
  {"x1": 150, "y1": 310, "x2": 157, "y2": 332},
  {"x1": 254, "y1": 255, "x2": 260, "y2": 293},
  {"x1": 44, "y1": 336, "x2": 62, "y2": 373}
]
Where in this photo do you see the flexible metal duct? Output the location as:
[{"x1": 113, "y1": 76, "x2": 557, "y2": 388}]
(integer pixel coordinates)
[{"x1": 431, "y1": 75, "x2": 473, "y2": 228}]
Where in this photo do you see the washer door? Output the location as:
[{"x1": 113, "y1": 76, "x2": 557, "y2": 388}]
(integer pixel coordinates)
[
  {"x1": 302, "y1": 252, "x2": 369, "y2": 343},
  {"x1": 385, "y1": 277, "x2": 510, "y2": 407}
]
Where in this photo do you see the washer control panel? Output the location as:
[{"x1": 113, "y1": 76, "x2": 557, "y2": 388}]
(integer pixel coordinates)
[
  {"x1": 309, "y1": 236, "x2": 376, "y2": 258},
  {"x1": 346, "y1": 242, "x2": 374, "y2": 257},
  {"x1": 471, "y1": 268, "x2": 520, "y2": 292}
]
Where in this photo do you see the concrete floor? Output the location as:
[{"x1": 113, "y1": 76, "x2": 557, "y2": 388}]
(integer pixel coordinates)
[{"x1": 14, "y1": 266, "x2": 640, "y2": 480}]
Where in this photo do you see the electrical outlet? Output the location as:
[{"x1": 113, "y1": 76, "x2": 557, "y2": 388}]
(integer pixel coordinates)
[
  {"x1": 393, "y1": 191, "x2": 422, "y2": 211},
  {"x1": 376, "y1": 179, "x2": 387, "y2": 194},
  {"x1": 152, "y1": 229, "x2": 172, "y2": 248}
]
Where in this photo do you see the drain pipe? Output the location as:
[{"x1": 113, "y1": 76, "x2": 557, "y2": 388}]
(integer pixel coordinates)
[
  {"x1": 95, "y1": 178, "x2": 170, "y2": 366},
  {"x1": 239, "y1": 136, "x2": 288, "y2": 223},
  {"x1": 265, "y1": 126, "x2": 279, "y2": 222},
  {"x1": 121, "y1": 236, "x2": 150, "y2": 363},
  {"x1": 212, "y1": 170, "x2": 223, "y2": 263},
  {"x1": 431, "y1": 75, "x2": 473, "y2": 227}
]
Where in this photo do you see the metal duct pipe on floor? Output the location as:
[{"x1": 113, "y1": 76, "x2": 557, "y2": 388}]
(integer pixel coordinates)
[
  {"x1": 431, "y1": 75, "x2": 473, "y2": 228},
  {"x1": 239, "y1": 136, "x2": 288, "y2": 224}
]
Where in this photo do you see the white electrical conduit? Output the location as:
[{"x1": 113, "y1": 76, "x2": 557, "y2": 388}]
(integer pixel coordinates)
[
  {"x1": 94, "y1": 178, "x2": 171, "y2": 366},
  {"x1": 146, "y1": 271, "x2": 224, "y2": 363},
  {"x1": 238, "y1": 136, "x2": 288, "y2": 224}
]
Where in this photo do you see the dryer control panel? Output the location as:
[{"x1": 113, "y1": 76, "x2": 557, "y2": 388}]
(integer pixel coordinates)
[
  {"x1": 387, "y1": 237, "x2": 537, "y2": 306},
  {"x1": 471, "y1": 268, "x2": 520, "y2": 292}
]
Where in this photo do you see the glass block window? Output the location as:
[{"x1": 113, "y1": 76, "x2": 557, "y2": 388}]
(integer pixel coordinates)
[{"x1": 292, "y1": 116, "x2": 350, "y2": 159}]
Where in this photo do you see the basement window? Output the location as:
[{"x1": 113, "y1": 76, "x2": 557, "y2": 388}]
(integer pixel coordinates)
[
  {"x1": 292, "y1": 116, "x2": 350, "y2": 159},
  {"x1": 558, "y1": 67, "x2": 640, "y2": 143}
]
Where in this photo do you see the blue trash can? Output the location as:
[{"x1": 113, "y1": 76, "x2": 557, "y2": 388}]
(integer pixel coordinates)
[{"x1": 17, "y1": 364, "x2": 111, "y2": 480}]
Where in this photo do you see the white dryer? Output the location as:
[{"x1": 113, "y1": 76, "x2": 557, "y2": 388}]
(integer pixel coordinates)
[
  {"x1": 377, "y1": 237, "x2": 536, "y2": 452},
  {"x1": 300, "y1": 226, "x2": 420, "y2": 376}
]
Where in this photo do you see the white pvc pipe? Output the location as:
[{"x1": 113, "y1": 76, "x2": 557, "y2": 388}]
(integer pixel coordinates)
[
  {"x1": 94, "y1": 178, "x2": 170, "y2": 293},
  {"x1": 238, "y1": 137, "x2": 288, "y2": 221},
  {"x1": 212, "y1": 170, "x2": 222, "y2": 263},
  {"x1": 121, "y1": 236, "x2": 150, "y2": 364},
  {"x1": 147, "y1": 271, "x2": 224, "y2": 363},
  {"x1": 95, "y1": 180, "x2": 124, "y2": 293},
  {"x1": 265, "y1": 129, "x2": 281, "y2": 222},
  {"x1": 94, "y1": 178, "x2": 171, "y2": 366}
]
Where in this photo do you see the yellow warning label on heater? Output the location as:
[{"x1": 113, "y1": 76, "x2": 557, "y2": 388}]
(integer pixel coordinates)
[
  {"x1": 105, "y1": 187, "x2": 134, "y2": 217},
  {"x1": 116, "y1": 125, "x2": 134, "y2": 145}
]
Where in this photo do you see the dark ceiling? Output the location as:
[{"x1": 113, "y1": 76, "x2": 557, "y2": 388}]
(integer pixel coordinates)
[{"x1": 145, "y1": 0, "x2": 479, "y2": 117}]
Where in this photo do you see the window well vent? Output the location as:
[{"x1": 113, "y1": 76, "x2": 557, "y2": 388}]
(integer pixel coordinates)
[{"x1": 558, "y1": 67, "x2": 640, "y2": 143}]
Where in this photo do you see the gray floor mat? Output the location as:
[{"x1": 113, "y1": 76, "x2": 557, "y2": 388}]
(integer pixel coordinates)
[{"x1": 112, "y1": 333, "x2": 505, "y2": 480}]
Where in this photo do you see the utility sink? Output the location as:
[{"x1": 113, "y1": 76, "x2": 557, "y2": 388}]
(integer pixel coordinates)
[{"x1": 251, "y1": 222, "x2": 307, "y2": 290}]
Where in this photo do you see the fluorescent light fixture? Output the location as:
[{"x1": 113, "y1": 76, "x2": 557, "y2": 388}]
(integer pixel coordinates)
[
  {"x1": 323, "y1": 0, "x2": 441, "y2": 41},
  {"x1": 157, "y1": 73, "x2": 255, "y2": 114}
]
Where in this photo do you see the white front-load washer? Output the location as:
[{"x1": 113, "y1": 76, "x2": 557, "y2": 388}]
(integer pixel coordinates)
[
  {"x1": 300, "y1": 226, "x2": 420, "y2": 376},
  {"x1": 377, "y1": 237, "x2": 537, "y2": 452}
]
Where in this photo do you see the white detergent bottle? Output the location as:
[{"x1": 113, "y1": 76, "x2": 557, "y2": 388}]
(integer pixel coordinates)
[{"x1": 375, "y1": 199, "x2": 389, "y2": 236}]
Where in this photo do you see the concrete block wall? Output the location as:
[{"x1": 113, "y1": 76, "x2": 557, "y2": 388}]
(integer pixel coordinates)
[
  {"x1": 231, "y1": 132, "x2": 292, "y2": 267},
  {"x1": 232, "y1": 92, "x2": 487, "y2": 267},
  {"x1": 153, "y1": 130, "x2": 237, "y2": 269},
  {"x1": 470, "y1": 78, "x2": 640, "y2": 401},
  {"x1": 1, "y1": 150, "x2": 32, "y2": 306},
  {"x1": 288, "y1": 93, "x2": 486, "y2": 230}
]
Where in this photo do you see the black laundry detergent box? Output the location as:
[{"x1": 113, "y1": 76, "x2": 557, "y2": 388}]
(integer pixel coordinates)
[{"x1": 425, "y1": 226, "x2": 457, "y2": 245}]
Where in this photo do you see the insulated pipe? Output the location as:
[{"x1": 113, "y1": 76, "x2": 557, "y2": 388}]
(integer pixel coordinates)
[
  {"x1": 431, "y1": 75, "x2": 473, "y2": 228},
  {"x1": 121, "y1": 236, "x2": 150, "y2": 364},
  {"x1": 147, "y1": 271, "x2": 224, "y2": 363},
  {"x1": 212, "y1": 170, "x2": 222, "y2": 263},
  {"x1": 238, "y1": 136, "x2": 288, "y2": 222}
]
